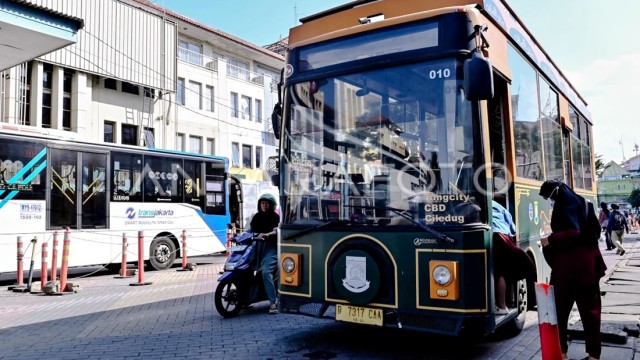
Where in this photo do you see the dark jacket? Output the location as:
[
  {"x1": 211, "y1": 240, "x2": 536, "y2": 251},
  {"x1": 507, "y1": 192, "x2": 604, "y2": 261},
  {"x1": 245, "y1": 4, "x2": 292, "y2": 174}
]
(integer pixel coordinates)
[
  {"x1": 607, "y1": 210, "x2": 628, "y2": 233},
  {"x1": 540, "y1": 180, "x2": 606, "y2": 285},
  {"x1": 250, "y1": 211, "x2": 280, "y2": 245},
  {"x1": 249, "y1": 194, "x2": 280, "y2": 248},
  {"x1": 546, "y1": 181, "x2": 583, "y2": 232},
  {"x1": 547, "y1": 230, "x2": 606, "y2": 285}
]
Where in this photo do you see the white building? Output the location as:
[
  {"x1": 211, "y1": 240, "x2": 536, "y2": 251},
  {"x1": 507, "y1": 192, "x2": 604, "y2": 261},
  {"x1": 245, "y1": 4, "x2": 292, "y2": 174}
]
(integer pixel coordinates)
[{"x1": 0, "y1": 0, "x2": 283, "y2": 187}]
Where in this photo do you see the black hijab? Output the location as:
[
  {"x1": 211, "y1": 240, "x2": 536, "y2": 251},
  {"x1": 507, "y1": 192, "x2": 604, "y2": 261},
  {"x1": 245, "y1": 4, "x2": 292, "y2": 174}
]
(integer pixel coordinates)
[{"x1": 539, "y1": 180, "x2": 584, "y2": 232}]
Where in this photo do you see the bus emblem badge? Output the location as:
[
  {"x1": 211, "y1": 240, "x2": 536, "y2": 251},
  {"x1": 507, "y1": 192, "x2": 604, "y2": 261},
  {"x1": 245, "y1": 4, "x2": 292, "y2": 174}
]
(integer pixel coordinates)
[
  {"x1": 342, "y1": 256, "x2": 370, "y2": 293},
  {"x1": 126, "y1": 207, "x2": 136, "y2": 219}
]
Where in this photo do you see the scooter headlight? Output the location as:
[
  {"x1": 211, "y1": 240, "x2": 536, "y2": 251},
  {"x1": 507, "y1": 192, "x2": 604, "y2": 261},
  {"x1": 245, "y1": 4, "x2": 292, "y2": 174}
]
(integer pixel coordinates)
[
  {"x1": 224, "y1": 261, "x2": 237, "y2": 271},
  {"x1": 282, "y1": 257, "x2": 296, "y2": 273}
]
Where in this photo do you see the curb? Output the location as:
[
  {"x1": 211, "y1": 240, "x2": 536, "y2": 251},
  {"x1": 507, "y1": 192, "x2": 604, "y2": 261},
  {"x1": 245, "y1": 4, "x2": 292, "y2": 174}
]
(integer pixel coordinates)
[
  {"x1": 567, "y1": 237, "x2": 640, "y2": 346},
  {"x1": 567, "y1": 326, "x2": 632, "y2": 345}
]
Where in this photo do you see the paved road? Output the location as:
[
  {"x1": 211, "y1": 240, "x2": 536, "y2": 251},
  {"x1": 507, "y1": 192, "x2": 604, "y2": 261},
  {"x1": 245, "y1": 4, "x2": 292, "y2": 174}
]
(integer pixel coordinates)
[{"x1": 0, "y1": 236, "x2": 639, "y2": 359}]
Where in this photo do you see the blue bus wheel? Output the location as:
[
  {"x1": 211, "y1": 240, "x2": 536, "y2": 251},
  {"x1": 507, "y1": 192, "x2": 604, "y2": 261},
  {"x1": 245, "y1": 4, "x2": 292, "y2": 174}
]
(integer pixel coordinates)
[{"x1": 149, "y1": 237, "x2": 176, "y2": 271}]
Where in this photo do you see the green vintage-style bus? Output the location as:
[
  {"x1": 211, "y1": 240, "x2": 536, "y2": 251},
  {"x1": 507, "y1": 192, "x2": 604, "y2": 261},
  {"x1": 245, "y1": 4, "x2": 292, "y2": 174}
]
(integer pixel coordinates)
[{"x1": 270, "y1": 0, "x2": 596, "y2": 337}]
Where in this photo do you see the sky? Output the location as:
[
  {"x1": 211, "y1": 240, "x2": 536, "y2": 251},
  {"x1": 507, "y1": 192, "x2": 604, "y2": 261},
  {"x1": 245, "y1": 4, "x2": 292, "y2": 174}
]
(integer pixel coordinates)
[{"x1": 158, "y1": 0, "x2": 640, "y2": 165}]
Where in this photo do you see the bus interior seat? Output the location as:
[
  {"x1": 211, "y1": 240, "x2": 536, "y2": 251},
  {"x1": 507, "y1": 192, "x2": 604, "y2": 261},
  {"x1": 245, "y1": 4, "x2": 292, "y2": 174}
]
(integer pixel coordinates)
[{"x1": 323, "y1": 200, "x2": 340, "y2": 220}]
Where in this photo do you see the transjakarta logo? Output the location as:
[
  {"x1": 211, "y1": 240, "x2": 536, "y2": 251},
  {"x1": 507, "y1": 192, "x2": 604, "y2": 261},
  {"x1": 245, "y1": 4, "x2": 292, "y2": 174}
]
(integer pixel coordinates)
[
  {"x1": 126, "y1": 207, "x2": 136, "y2": 219},
  {"x1": 125, "y1": 207, "x2": 175, "y2": 219}
]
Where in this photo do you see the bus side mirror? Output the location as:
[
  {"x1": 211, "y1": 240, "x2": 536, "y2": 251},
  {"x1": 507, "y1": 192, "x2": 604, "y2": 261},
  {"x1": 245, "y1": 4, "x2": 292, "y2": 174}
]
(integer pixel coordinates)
[
  {"x1": 271, "y1": 104, "x2": 282, "y2": 140},
  {"x1": 463, "y1": 52, "x2": 494, "y2": 101}
]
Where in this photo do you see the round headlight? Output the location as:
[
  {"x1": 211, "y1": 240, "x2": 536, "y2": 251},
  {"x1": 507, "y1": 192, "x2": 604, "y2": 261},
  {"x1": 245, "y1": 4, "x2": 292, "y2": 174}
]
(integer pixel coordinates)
[
  {"x1": 433, "y1": 265, "x2": 452, "y2": 285},
  {"x1": 282, "y1": 257, "x2": 296, "y2": 273}
]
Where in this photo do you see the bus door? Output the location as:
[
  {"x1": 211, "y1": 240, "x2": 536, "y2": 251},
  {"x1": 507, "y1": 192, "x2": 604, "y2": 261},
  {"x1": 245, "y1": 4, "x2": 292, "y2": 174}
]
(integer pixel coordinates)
[
  {"x1": 49, "y1": 148, "x2": 107, "y2": 229},
  {"x1": 487, "y1": 75, "x2": 512, "y2": 210},
  {"x1": 229, "y1": 175, "x2": 243, "y2": 232}
]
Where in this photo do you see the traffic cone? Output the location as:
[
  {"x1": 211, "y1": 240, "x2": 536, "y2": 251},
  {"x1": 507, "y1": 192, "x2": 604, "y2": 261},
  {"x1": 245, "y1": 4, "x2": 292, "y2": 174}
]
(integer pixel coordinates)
[{"x1": 534, "y1": 282, "x2": 563, "y2": 360}]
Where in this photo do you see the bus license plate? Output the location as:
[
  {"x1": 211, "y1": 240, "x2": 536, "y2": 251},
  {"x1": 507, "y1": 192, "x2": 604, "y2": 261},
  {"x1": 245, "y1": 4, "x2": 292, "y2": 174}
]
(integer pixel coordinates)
[{"x1": 335, "y1": 304, "x2": 383, "y2": 326}]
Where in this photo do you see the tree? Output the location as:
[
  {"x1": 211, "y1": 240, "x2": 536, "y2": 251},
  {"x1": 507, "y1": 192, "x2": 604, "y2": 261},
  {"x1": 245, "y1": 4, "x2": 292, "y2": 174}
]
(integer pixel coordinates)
[
  {"x1": 594, "y1": 153, "x2": 608, "y2": 177},
  {"x1": 629, "y1": 189, "x2": 640, "y2": 212}
]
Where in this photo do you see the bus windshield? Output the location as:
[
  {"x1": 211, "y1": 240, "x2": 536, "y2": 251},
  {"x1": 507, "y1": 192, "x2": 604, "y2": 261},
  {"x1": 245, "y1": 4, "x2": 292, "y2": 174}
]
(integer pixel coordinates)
[{"x1": 281, "y1": 58, "x2": 486, "y2": 227}]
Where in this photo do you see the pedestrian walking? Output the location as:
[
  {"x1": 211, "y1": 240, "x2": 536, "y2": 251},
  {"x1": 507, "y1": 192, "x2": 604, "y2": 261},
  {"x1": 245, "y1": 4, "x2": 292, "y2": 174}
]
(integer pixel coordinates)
[
  {"x1": 607, "y1": 203, "x2": 628, "y2": 256},
  {"x1": 598, "y1": 202, "x2": 614, "y2": 250},
  {"x1": 539, "y1": 180, "x2": 606, "y2": 360}
]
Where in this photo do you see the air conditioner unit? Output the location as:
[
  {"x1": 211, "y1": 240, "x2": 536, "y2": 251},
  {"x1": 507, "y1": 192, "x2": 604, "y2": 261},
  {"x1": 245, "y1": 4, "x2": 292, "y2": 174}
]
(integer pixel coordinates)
[
  {"x1": 251, "y1": 76, "x2": 264, "y2": 85},
  {"x1": 205, "y1": 61, "x2": 217, "y2": 70}
]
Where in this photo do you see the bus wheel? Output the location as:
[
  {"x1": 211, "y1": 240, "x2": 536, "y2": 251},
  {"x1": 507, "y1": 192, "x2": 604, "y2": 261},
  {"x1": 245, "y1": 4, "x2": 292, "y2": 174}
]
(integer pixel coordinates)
[
  {"x1": 149, "y1": 237, "x2": 176, "y2": 271},
  {"x1": 215, "y1": 279, "x2": 242, "y2": 318},
  {"x1": 500, "y1": 278, "x2": 528, "y2": 337},
  {"x1": 105, "y1": 262, "x2": 123, "y2": 273}
]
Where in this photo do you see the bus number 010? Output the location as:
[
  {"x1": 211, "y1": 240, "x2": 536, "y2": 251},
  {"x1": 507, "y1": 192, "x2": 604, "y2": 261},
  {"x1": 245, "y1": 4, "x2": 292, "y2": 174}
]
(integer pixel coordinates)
[{"x1": 429, "y1": 68, "x2": 451, "y2": 79}]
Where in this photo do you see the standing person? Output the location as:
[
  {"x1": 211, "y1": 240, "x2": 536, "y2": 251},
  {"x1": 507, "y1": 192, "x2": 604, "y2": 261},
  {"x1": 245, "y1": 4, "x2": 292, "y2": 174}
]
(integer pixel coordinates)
[
  {"x1": 491, "y1": 201, "x2": 535, "y2": 315},
  {"x1": 607, "y1": 203, "x2": 628, "y2": 256},
  {"x1": 598, "y1": 202, "x2": 614, "y2": 250},
  {"x1": 249, "y1": 193, "x2": 280, "y2": 314},
  {"x1": 539, "y1": 180, "x2": 606, "y2": 360}
]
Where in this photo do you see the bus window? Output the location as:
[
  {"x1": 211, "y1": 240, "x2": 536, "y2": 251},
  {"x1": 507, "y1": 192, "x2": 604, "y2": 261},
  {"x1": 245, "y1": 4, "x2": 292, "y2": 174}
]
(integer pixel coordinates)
[
  {"x1": 205, "y1": 160, "x2": 226, "y2": 215},
  {"x1": 81, "y1": 152, "x2": 107, "y2": 228},
  {"x1": 112, "y1": 152, "x2": 142, "y2": 202},
  {"x1": 143, "y1": 155, "x2": 183, "y2": 203},
  {"x1": 0, "y1": 138, "x2": 46, "y2": 200},
  {"x1": 50, "y1": 148, "x2": 78, "y2": 228},
  {"x1": 184, "y1": 159, "x2": 204, "y2": 210}
]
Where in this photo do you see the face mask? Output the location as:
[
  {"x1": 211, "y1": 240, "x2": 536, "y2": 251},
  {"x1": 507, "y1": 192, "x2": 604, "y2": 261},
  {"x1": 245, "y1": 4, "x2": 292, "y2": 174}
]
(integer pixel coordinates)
[{"x1": 550, "y1": 200, "x2": 555, "y2": 208}]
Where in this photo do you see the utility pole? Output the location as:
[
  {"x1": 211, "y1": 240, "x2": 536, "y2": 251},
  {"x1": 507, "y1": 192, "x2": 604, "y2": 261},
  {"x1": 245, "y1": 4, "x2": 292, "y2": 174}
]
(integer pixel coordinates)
[{"x1": 620, "y1": 139, "x2": 627, "y2": 162}]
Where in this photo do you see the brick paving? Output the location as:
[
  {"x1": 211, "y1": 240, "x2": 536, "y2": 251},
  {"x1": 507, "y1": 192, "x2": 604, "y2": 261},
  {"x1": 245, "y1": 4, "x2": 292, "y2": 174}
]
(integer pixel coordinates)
[{"x1": 0, "y1": 247, "x2": 638, "y2": 359}]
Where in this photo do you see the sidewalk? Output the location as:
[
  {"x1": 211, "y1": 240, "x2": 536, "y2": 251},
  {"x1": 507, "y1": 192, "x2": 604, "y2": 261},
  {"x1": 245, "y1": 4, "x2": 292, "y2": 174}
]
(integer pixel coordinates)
[{"x1": 566, "y1": 232, "x2": 640, "y2": 359}]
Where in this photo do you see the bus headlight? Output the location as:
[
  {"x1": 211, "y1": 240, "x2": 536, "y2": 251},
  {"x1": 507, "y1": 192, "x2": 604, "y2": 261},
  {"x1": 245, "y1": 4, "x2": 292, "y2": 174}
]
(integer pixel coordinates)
[
  {"x1": 429, "y1": 260, "x2": 459, "y2": 301},
  {"x1": 432, "y1": 265, "x2": 452, "y2": 285},
  {"x1": 282, "y1": 257, "x2": 296, "y2": 273},
  {"x1": 280, "y1": 253, "x2": 302, "y2": 287}
]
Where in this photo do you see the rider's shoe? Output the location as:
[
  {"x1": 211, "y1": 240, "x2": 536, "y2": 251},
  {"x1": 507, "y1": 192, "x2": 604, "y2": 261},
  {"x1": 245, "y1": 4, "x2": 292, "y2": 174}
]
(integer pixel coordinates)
[{"x1": 269, "y1": 303, "x2": 278, "y2": 315}]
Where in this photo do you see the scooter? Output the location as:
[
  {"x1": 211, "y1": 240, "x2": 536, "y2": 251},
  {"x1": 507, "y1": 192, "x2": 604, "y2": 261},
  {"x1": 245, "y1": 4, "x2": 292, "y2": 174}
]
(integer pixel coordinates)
[{"x1": 214, "y1": 230, "x2": 278, "y2": 317}]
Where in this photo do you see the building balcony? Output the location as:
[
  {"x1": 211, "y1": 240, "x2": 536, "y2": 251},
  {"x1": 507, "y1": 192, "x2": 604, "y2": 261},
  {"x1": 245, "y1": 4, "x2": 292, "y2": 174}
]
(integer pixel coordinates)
[
  {"x1": 177, "y1": 47, "x2": 267, "y2": 87},
  {"x1": 178, "y1": 47, "x2": 218, "y2": 71},
  {"x1": 227, "y1": 63, "x2": 264, "y2": 86}
]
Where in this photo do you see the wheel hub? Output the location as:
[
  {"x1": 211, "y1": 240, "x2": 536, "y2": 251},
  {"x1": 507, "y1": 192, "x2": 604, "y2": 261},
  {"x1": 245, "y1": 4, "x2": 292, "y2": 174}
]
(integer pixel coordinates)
[{"x1": 155, "y1": 245, "x2": 170, "y2": 262}]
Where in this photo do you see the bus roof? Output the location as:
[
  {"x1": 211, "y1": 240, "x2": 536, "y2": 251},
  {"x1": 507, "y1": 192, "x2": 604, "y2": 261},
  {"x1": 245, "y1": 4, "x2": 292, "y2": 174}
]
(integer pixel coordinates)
[
  {"x1": 0, "y1": 123, "x2": 229, "y2": 164},
  {"x1": 288, "y1": 0, "x2": 591, "y2": 121}
]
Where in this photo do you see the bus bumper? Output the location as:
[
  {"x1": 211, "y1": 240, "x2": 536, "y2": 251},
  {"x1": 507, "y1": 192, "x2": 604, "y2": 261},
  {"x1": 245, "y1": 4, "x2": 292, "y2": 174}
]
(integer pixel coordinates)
[{"x1": 279, "y1": 297, "x2": 495, "y2": 337}]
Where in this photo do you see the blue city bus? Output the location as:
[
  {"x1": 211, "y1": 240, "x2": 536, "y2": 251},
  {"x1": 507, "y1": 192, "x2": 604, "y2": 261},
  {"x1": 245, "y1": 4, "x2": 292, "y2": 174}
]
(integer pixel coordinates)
[{"x1": 0, "y1": 124, "x2": 238, "y2": 274}]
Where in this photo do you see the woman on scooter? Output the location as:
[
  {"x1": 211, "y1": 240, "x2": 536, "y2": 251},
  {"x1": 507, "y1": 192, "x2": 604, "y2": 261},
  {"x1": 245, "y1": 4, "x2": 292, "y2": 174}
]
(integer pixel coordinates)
[{"x1": 249, "y1": 193, "x2": 280, "y2": 314}]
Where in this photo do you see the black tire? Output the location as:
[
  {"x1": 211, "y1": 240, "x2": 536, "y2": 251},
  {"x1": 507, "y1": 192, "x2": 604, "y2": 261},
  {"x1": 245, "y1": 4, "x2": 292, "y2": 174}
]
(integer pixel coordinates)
[
  {"x1": 499, "y1": 278, "x2": 528, "y2": 337},
  {"x1": 215, "y1": 279, "x2": 242, "y2": 318},
  {"x1": 105, "y1": 262, "x2": 123, "y2": 273},
  {"x1": 149, "y1": 237, "x2": 176, "y2": 271}
]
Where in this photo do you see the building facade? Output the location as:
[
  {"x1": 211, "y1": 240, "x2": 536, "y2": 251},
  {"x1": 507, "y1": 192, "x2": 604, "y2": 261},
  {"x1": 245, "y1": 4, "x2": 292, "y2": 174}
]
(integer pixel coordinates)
[
  {"x1": 597, "y1": 161, "x2": 640, "y2": 209},
  {"x1": 0, "y1": 0, "x2": 283, "y2": 188}
]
